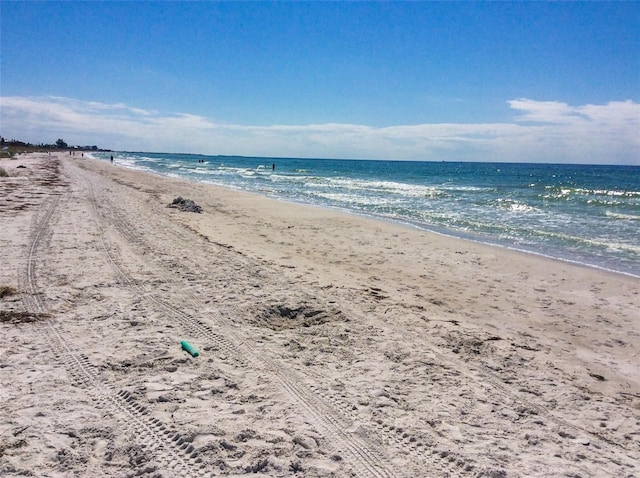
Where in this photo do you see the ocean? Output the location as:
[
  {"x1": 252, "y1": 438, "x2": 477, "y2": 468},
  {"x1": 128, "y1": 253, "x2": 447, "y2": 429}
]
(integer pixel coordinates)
[{"x1": 93, "y1": 152, "x2": 640, "y2": 278}]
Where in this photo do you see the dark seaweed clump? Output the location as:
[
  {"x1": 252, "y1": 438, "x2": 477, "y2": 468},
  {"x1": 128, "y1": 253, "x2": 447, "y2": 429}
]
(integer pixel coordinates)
[{"x1": 167, "y1": 197, "x2": 202, "y2": 213}]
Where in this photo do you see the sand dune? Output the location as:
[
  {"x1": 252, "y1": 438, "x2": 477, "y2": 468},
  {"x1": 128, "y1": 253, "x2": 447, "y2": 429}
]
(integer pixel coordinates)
[{"x1": 1, "y1": 153, "x2": 638, "y2": 477}]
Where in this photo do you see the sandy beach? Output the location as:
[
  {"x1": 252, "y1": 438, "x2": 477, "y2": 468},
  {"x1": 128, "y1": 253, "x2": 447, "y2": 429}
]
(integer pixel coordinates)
[{"x1": 1, "y1": 152, "x2": 638, "y2": 477}]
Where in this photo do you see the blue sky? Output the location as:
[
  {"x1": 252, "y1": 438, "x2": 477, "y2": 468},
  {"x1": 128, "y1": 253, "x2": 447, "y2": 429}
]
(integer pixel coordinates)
[{"x1": 1, "y1": 1, "x2": 639, "y2": 164}]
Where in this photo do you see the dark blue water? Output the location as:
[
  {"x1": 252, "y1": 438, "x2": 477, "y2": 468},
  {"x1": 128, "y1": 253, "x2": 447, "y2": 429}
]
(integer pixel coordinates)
[{"x1": 94, "y1": 152, "x2": 640, "y2": 277}]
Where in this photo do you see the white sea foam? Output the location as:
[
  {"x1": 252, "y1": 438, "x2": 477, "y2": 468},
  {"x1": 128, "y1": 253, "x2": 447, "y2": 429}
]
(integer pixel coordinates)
[
  {"x1": 605, "y1": 211, "x2": 640, "y2": 221},
  {"x1": 322, "y1": 177, "x2": 445, "y2": 198},
  {"x1": 494, "y1": 198, "x2": 537, "y2": 213}
]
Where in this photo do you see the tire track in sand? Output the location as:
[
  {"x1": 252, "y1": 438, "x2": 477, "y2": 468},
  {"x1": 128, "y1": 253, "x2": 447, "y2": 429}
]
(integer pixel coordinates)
[
  {"x1": 77, "y1": 161, "x2": 407, "y2": 478},
  {"x1": 21, "y1": 188, "x2": 211, "y2": 477}
]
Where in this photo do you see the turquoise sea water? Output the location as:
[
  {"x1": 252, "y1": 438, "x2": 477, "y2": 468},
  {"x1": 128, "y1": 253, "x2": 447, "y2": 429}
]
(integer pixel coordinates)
[{"x1": 94, "y1": 152, "x2": 640, "y2": 277}]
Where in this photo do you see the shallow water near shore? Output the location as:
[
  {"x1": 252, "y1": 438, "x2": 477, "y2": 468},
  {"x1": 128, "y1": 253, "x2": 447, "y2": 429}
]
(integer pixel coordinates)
[{"x1": 95, "y1": 152, "x2": 640, "y2": 276}]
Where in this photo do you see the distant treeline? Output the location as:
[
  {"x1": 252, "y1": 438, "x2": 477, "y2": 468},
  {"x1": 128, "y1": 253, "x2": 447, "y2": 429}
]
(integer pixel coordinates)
[{"x1": 1, "y1": 136, "x2": 111, "y2": 152}]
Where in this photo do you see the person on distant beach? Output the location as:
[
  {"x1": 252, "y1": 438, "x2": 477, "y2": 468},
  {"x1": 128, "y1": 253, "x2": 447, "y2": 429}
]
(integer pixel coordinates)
[
  {"x1": 272, "y1": 163, "x2": 275, "y2": 171},
  {"x1": 110, "y1": 155, "x2": 113, "y2": 163}
]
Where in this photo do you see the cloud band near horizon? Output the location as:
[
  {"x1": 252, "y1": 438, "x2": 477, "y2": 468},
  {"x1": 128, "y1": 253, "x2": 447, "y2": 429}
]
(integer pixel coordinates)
[{"x1": 1, "y1": 96, "x2": 638, "y2": 165}]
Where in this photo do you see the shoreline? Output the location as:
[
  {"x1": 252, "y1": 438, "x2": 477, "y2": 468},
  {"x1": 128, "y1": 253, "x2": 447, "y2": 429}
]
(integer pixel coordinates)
[
  {"x1": 91, "y1": 152, "x2": 640, "y2": 278},
  {"x1": 320, "y1": 206, "x2": 640, "y2": 280},
  {"x1": 1, "y1": 152, "x2": 639, "y2": 477},
  {"x1": 303, "y1": 204, "x2": 640, "y2": 280}
]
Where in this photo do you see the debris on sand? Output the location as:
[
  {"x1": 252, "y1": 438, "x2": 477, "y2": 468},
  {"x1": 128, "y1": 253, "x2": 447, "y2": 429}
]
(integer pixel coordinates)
[
  {"x1": 0, "y1": 286, "x2": 17, "y2": 299},
  {"x1": 0, "y1": 311, "x2": 48, "y2": 324},
  {"x1": 167, "y1": 197, "x2": 202, "y2": 213}
]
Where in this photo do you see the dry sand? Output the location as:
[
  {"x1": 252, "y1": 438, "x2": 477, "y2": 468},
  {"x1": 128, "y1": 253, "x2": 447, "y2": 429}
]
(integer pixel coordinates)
[{"x1": 1, "y1": 152, "x2": 638, "y2": 477}]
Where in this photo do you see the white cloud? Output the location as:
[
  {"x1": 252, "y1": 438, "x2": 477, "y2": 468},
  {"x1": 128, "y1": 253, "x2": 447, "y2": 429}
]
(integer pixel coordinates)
[
  {"x1": 1, "y1": 95, "x2": 638, "y2": 164},
  {"x1": 509, "y1": 98, "x2": 639, "y2": 125},
  {"x1": 508, "y1": 99, "x2": 584, "y2": 123}
]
